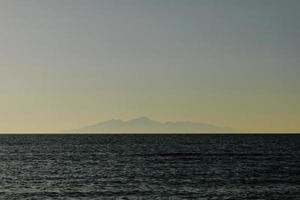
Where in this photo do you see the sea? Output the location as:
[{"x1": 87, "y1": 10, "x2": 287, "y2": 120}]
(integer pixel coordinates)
[{"x1": 0, "y1": 134, "x2": 299, "y2": 200}]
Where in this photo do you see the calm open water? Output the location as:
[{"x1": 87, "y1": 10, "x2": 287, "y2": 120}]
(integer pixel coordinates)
[{"x1": 0, "y1": 134, "x2": 299, "y2": 200}]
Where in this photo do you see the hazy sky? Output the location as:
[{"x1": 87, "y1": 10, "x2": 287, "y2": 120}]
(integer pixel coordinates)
[{"x1": 1, "y1": 0, "x2": 299, "y2": 132}]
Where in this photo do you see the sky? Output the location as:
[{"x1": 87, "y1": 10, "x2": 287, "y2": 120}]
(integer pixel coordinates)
[{"x1": 0, "y1": 0, "x2": 299, "y2": 133}]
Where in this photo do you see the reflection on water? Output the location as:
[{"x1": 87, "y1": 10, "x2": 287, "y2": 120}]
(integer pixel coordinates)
[{"x1": 0, "y1": 134, "x2": 299, "y2": 199}]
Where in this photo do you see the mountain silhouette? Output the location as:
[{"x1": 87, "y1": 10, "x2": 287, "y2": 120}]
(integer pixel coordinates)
[{"x1": 71, "y1": 117, "x2": 233, "y2": 133}]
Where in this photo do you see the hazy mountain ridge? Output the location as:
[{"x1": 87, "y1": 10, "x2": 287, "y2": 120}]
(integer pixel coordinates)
[{"x1": 72, "y1": 117, "x2": 234, "y2": 133}]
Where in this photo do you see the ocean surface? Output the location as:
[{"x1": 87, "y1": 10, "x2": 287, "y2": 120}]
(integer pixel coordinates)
[{"x1": 0, "y1": 134, "x2": 299, "y2": 200}]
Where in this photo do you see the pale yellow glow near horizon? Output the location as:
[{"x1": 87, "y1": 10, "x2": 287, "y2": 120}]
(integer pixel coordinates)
[{"x1": 1, "y1": 92, "x2": 300, "y2": 133}]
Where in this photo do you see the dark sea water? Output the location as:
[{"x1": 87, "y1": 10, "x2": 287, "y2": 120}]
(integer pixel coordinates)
[{"x1": 0, "y1": 134, "x2": 299, "y2": 200}]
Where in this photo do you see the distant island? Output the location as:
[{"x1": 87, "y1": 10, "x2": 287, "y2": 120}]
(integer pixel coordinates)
[{"x1": 70, "y1": 117, "x2": 234, "y2": 133}]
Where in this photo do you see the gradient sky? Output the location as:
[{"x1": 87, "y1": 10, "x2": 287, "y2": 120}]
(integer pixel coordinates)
[{"x1": 1, "y1": 0, "x2": 299, "y2": 133}]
